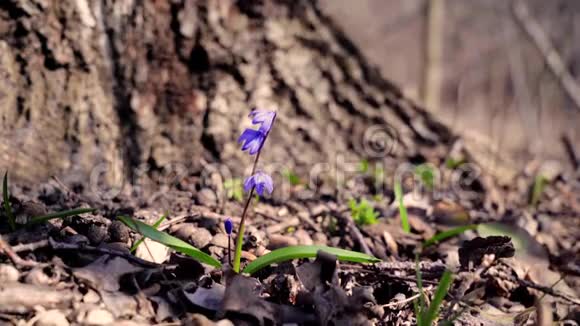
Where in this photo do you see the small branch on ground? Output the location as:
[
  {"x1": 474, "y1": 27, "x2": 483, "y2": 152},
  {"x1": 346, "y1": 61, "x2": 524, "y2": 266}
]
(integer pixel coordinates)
[
  {"x1": 0, "y1": 235, "x2": 41, "y2": 267},
  {"x1": 191, "y1": 205, "x2": 242, "y2": 223},
  {"x1": 329, "y1": 208, "x2": 373, "y2": 256},
  {"x1": 266, "y1": 217, "x2": 300, "y2": 234},
  {"x1": 285, "y1": 201, "x2": 323, "y2": 233},
  {"x1": 516, "y1": 278, "x2": 580, "y2": 306},
  {"x1": 48, "y1": 238, "x2": 161, "y2": 268},
  {"x1": 382, "y1": 289, "x2": 430, "y2": 308},
  {"x1": 11, "y1": 239, "x2": 50, "y2": 253}
]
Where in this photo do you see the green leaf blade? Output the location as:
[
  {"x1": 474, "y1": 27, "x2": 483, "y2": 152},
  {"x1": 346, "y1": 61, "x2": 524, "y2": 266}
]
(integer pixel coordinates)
[
  {"x1": 394, "y1": 180, "x2": 410, "y2": 233},
  {"x1": 242, "y1": 245, "x2": 380, "y2": 274},
  {"x1": 29, "y1": 208, "x2": 97, "y2": 224},
  {"x1": 3, "y1": 172, "x2": 16, "y2": 230},
  {"x1": 422, "y1": 270, "x2": 453, "y2": 326},
  {"x1": 415, "y1": 254, "x2": 425, "y2": 323},
  {"x1": 530, "y1": 175, "x2": 547, "y2": 207},
  {"x1": 119, "y1": 216, "x2": 221, "y2": 268},
  {"x1": 423, "y1": 224, "x2": 477, "y2": 248},
  {"x1": 130, "y1": 213, "x2": 167, "y2": 252}
]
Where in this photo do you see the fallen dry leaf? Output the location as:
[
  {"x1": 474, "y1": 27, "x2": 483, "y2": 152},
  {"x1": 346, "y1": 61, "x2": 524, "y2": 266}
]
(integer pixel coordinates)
[
  {"x1": 459, "y1": 236, "x2": 515, "y2": 269},
  {"x1": 183, "y1": 283, "x2": 225, "y2": 312},
  {"x1": 135, "y1": 238, "x2": 170, "y2": 264},
  {"x1": 74, "y1": 256, "x2": 144, "y2": 292},
  {"x1": 478, "y1": 223, "x2": 578, "y2": 301}
]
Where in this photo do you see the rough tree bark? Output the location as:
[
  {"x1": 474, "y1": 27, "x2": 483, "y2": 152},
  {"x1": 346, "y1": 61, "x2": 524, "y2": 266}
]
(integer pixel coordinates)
[{"x1": 0, "y1": 0, "x2": 451, "y2": 191}]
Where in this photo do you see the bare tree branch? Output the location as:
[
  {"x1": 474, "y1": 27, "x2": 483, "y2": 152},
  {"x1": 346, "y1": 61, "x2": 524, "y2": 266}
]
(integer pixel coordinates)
[{"x1": 513, "y1": 0, "x2": 580, "y2": 112}]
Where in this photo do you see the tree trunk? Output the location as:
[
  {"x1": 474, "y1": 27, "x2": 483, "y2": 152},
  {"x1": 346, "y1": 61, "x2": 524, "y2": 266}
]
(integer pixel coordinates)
[{"x1": 0, "y1": 0, "x2": 450, "y2": 190}]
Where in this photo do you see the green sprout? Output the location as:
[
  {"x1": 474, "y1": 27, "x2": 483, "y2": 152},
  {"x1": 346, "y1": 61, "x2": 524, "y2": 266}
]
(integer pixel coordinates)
[
  {"x1": 414, "y1": 254, "x2": 454, "y2": 326},
  {"x1": 445, "y1": 157, "x2": 466, "y2": 169},
  {"x1": 348, "y1": 198, "x2": 379, "y2": 226},
  {"x1": 358, "y1": 159, "x2": 370, "y2": 174},
  {"x1": 394, "y1": 179, "x2": 410, "y2": 233},
  {"x1": 224, "y1": 178, "x2": 243, "y2": 202},
  {"x1": 530, "y1": 174, "x2": 548, "y2": 207},
  {"x1": 419, "y1": 270, "x2": 453, "y2": 325},
  {"x1": 423, "y1": 224, "x2": 478, "y2": 248},
  {"x1": 372, "y1": 194, "x2": 383, "y2": 202},
  {"x1": 358, "y1": 159, "x2": 385, "y2": 187},
  {"x1": 415, "y1": 164, "x2": 435, "y2": 191},
  {"x1": 283, "y1": 169, "x2": 302, "y2": 186}
]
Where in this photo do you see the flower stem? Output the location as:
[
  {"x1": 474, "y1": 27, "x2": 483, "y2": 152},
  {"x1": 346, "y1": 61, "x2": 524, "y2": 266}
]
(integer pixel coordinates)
[
  {"x1": 232, "y1": 151, "x2": 261, "y2": 273},
  {"x1": 227, "y1": 235, "x2": 232, "y2": 266},
  {"x1": 233, "y1": 186, "x2": 255, "y2": 272}
]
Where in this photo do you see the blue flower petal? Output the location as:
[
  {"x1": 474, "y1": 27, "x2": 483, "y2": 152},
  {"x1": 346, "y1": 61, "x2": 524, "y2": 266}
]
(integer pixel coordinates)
[
  {"x1": 263, "y1": 176, "x2": 274, "y2": 194},
  {"x1": 238, "y1": 129, "x2": 260, "y2": 144},
  {"x1": 243, "y1": 175, "x2": 254, "y2": 193},
  {"x1": 255, "y1": 183, "x2": 264, "y2": 196},
  {"x1": 249, "y1": 110, "x2": 276, "y2": 134},
  {"x1": 247, "y1": 138, "x2": 262, "y2": 155},
  {"x1": 224, "y1": 218, "x2": 233, "y2": 235},
  {"x1": 243, "y1": 171, "x2": 274, "y2": 196},
  {"x1": 238, "y1": 128, "x2": 265, "y2": 155}
]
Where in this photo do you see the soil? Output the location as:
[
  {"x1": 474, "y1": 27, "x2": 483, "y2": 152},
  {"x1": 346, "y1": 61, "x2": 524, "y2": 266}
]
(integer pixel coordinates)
[{"x1": 1, "y1": 145, "x2": 579, "y2": 325}]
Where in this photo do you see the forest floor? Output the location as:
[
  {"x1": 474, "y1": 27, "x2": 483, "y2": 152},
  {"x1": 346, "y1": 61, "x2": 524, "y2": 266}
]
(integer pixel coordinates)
[
  {"x1": 1, "y1": 0, "x2": 578, "y2": 325},
  {"x1": 0, "y1": 155, "x2": 579, "y2": 325}
]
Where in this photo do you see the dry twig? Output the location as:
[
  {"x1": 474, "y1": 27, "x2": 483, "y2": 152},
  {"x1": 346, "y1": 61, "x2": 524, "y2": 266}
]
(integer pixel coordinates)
[
  {"x1": 328, "y1": 208, "x2": 373, "y2": 256},
  {"x1": 516, "y1": 279, "x2": 580, "y2": 306},
  {"x1": 48, "y1": 238, "x2": 160, "y2": 268},
  {"x1": 0, "y1": 235, "x2": 41, "y2": 267},
  {"x1": 382, "y1": 286, "x2": 434, "y2": 309}
]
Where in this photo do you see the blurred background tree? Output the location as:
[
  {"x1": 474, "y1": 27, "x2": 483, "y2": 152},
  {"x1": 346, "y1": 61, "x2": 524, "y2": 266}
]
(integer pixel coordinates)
[{"x1": 322, "y1": 0, "x2": 580, "y2": 178}]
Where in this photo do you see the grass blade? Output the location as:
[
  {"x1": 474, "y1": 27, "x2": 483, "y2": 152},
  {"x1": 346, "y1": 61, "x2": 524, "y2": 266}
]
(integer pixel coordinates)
[
  {"x1": 413, "y1": 297, "x2": 422, "y2": 326},
  {"x1": 3, "y1": 172, "x2": 16, "y2": 230},
  {"x1": 423, "y1": 224, "x2": 477, "y2": 248},
  {"x1": 243, "y1": 245, "x2": 380, "y2": 274},
  {"x1": 118, "y1": 215, "x2": 221, "y2": 268},
  {"x1": 130, "y1": 213, "x2": 167, "y2": 252},
  {"x1": 422, "y1": 270, "x2": 453, "y2": 326},
  {"x1": 415, "y1": 254, "x2": 425, "y2": 325},
  {"x1": 394, "y1": 180, "x2": 410, "y2": 233},
  {"x1": 530, "y1": 175, "x2": 547, "y2": 207},
  {"x1": 28, "y1": 208, "x2": 96, "y2": 224}
]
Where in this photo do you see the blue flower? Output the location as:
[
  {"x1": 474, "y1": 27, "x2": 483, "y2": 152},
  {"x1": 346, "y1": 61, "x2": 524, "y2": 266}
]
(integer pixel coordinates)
[
  {"x1": 249, "y1": 110, "x2": 276, "y2": 134},
  {"x1": 238, "y1": 109, "x2": 276, "y2": 155},
  {"x1": 224, "y1": 218, "x2": 233, "y2": 235},
  {"x1": 238, "y1": 128, "x2": 266, "y2": 155},
  {"x1": 243, "y1": 171, "x2": 274, "y2": 196}
]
